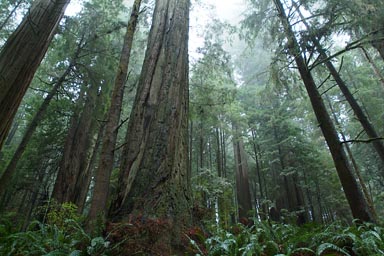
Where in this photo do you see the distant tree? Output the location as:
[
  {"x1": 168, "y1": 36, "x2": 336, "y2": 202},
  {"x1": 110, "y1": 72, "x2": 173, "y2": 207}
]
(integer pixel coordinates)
[{"x1": 233, "y1": 127, "x2": 253, "y2": 220}]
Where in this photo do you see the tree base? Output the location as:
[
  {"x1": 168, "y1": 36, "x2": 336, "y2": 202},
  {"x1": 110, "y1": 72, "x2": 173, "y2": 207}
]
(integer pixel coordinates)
[{"x1": 106, "y1": 216, "x2": 202, "y2": 255}]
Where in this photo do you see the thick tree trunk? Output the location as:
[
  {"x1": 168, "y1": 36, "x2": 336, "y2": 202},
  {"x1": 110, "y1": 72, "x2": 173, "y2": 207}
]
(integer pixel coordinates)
[
  {"x1": 0, "y1": 0, "x2": 70, "y2": 150},
  {"x1": 233, "y1": 128, "x2": 253, "y2": 220},
  {"x1": 87, "y1": 0, "x2": 142, "y2": 226},
  {"x1": 52, "y1": 81, "x2": 98, "y2": 204},
  {"x1": 109, "y1": 0, "x2": 191, "y2": 226},
  {"x1": 274, "y1": 0, "x2": 375, "y2": 222}
]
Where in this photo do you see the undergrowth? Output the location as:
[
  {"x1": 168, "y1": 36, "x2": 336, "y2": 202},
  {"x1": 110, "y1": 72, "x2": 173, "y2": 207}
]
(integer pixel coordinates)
[
  {"x1": 1, "y1": 204, "x2": 383, "y2": 256},
  {"x1": 0, "y1": 202, "x2": 109, "y2": 256},
  {"x1": 187, "y1": 220, "x2": 384, "y2": 256}
]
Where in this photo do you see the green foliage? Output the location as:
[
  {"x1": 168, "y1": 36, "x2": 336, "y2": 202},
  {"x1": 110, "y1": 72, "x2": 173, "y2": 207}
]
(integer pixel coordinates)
[
  {"x1": 192, "y1": 168, "x2": 232, "y2": 203},
  {"x1": 188, "y1": 221, "x2": 384, "y2": 256},
  {"x1": 40, "y1": 201, "x2": 84, "y2": 231},
  {"x1": 0, "y1": 203, "x2": 109, "y2": 255}
]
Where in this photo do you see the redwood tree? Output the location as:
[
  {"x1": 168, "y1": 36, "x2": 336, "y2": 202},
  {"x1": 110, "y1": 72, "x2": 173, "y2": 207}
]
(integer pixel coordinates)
[
  {"x1": 109, "y1": 0, "x2": 191, "y2": 225},
  {"x1": 0, "y1": 0, "x2": 70, "y2": 150}
]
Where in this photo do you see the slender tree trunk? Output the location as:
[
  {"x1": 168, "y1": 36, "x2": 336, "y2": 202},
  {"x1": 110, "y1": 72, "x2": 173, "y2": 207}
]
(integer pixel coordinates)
[
  {"x1": 233, "y1": 127, "x2": 252, "y2": 220},
  {"x1": 315, "y1": 176, "x2": 324, "y2": 223},
  {"x1": 87, "y1": 0, "x2": 142, "y2": 226},
  {"x1": 199, "y1": 123, "x2": 207, "y2": 205},
  {"x1": 109, "y1": 0, "x2": 191, "y2": 227},
  {"x1": 216, "y1": 128, "x2": 222, "y2": 177},
  {"x1": 188, "y1": 120, "x2": 193, "y2": 188},
  {"x1": 221, "y1": 129, "x2": 227, "y2": 178},
  {"x1": 0, "y1": 0, "x2": 70, "y2": 150},
  {"x1": 294, "y1": 1, "x2": 384, "y2": 172},
  {"x1": 77, "y1": 119, "x2": 106, "y2": 213},
  {"x1": 361, "y1": 47, "x2": 384, "y2": 89},
  {"x1": 325, "y1": 95, "x2": 378, "y2": 220},
  {"x1": 273, "y1": 0, "x2": 375, "y2": 222},
  {"x1": 302, "y1": 170, "x2": 316, "y2": 222},
  {"x1": 0, "y1": 45, "x2": 80, "y2": 198},
  {"x1": 21, "y1": 164, "x2": 47, "y2": 231},
  {"x1": 251, "y1": 129, "x2": 266, "y2": 220}
]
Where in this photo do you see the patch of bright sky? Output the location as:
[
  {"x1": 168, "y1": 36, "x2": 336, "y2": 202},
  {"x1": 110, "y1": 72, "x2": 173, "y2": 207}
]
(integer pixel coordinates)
[
  {"x1": 190, "y1": 0, "x2": 246, "y2": 60},
  {"x1": 65, "y1": 0, "x2": 83, "y2": 16}
]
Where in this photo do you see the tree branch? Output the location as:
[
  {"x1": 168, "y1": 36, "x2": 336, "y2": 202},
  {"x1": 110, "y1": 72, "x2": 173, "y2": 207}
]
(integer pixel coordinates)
[{"x1": 341, "y1": 137, "x2": 384, "y2": 144}]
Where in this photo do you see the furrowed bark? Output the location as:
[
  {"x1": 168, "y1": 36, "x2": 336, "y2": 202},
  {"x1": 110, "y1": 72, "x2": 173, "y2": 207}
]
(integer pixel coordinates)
[
  {"x1": 109, "y1": 0, "x2": 191, "y2": 226},
  {"x1": 0, "y1": 0, "x2": 70, "y2": 150}
]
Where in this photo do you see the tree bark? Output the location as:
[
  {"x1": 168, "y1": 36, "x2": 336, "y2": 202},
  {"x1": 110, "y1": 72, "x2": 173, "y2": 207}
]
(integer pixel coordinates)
[
  {"x1": 109, "y1": 0, "x2": 191, "y2": 226},
  {"x1": 273, "y1": 0, "x2": 375, "y2": 222},
  {"x1": 0, "y1": 0, "x2": 70, "y2": 150},
  {"x1": 87, "y1": 0, "x2": 142, "y2": 226}
]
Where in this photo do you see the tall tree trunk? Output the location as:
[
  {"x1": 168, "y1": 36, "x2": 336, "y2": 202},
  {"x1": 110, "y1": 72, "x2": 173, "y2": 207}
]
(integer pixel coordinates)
[
  {"x1": 77, "y1": 118, "x2": 106, "y2": 213},
  {"x1": 221, "y1": 129, "x2": 227, "y2": 178},
  {"x1": 52, "y1": 81, "x2": 98, "y2": 204},
  {"x1": 273, "y1": 0, "x2": 375, "y2": 222},
  {"x1": 233, "y1": 127, "x2": 252, "y2": 220},
  {"x1": 109, "y1": 0, "x2": 191, "y2": 227},
  {"x1": 0, "y1": 39, "x2": 83, "y2": 199},
  {"x1": 251, "y1": 129, "x2": 266, "y2": 220},
  {"x1": 87, "y1": 0, "x2": 142, "y2": 226},
  {"x1": 0, "y1": 0, "x2": 70, "y2": 150},
  {"x1": 315, "y1": 176, "x2": 324, "y2": 223},
  {"x1": 294, "y1": 1, "x2": 384, "y2": 173},
  {"x1": 325, "y1": 95, "x2": 377, "y2": 220}
]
